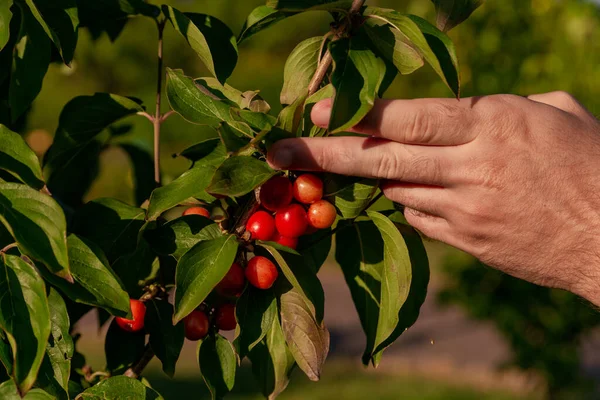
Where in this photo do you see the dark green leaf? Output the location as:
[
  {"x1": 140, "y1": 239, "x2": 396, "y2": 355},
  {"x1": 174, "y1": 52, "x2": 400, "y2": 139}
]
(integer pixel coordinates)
[
  {"x1": 238, "y1": 6, "x2": 295, "y2": 43},
  {"x1": 198, "y1": 334, "x2": 236, "y2": 400},
  {"x1": 323, "y1": 174, "x2": 378, "y2": 219},
  {"x1": 9, "y1": 5, "x2": 51, "y2": 122},
  {"x1": 144, "y1": 215, "x2": 221, "y2": 259},
  {"x1": 248, "y1": 315, "x2": 295, "y2": 399},
  {"x1": 45, "y1": 93, "x2": 144, "y2": 206},
  {"x1": 0, "y1": 254, "x2": 50, "y2": 395},
  {"x1": 266, "y1": 0, "x2": 353, "y2": 11},
  {"x1": 177, "y1": 138, "x2": 222, "y2": 162},
  {"x1": 146, "y1": 144, "x2": 226, "y2": 220},
  {"x1": 297, "y1": 228, "x2": 332, "y2": 273},
  {"x1": 279, "y1": 288, "x2": 329, "y2": 381},
  {"x1": 75, "y1": 375, "x2": 163, "y2": 399},
  {"x1": 194, "y1": 78, "x2": 271, "y2": 114},
  {"x1": 173, "y1": 235, "x2": 238, "y2": 323},
  {"x1": 146, "y1": 300, "x2": 184, "y2": 378},
  {"x1": 0, "y1": 1, "x2": 12, "y2": 51},
  {"x1": 281, "y1": 36, "x2": 322, "y2": 105},
  {"x1": 38, "y1": 234, "x2": 130, "y2": 317},
  {"x1": 258, "y1": 244, "x2": 325, "y2": 323},
  {"x1": 363, "y1": 8, "x2": 460, "y2": 97},
  {"x1": 163, "y1": 7, "x2": 237, "y2": 84},
  {"x1": 363, "y1": 20, "x2": 424, "y2": 75},
  {"x1": 0, "y1": 379, "x2": 54, "y2": 399},
  {"x1": 0, "y1": 124, "x2": 44, "y2": 189},
  {"x1": 23, "y1": 0, "x2": 79, "y2": 64},
  {"x1": 0, "y1": 334, "x2": 12, "y2": 376},
  {"x1": 207, "y1": 156, "x2": 275, "y2": 197},
  {"x1": 431, "y1": 0, "x2": 483, "y2": 32},
  {"x1": 104, "y1": 320, "x2": 145, "y2": 374},
  {"x1": 218, "y1": 121, "x2": 253, "y2": 153},
  {"x1": 277, "y1": 94, "x2": 307, "y2": 137},
  {"x1": 0, "y1": 182, "x2": 70, "y2": 279},
  {"x1": 111, "y1": 239, "x2": 158, "y2": 299},
  {"x1": 119, "y1": 144, "x2": 155, "y2": 206},
  {"x1": 328, "y1": 33, "x2": 386, "y2": 133},
  {"x1": 71, "y1": 198, "x2": 145, "y2": 264},
  {"x1": 234, "y1": 287, "x2": 277, "y2": 359}
]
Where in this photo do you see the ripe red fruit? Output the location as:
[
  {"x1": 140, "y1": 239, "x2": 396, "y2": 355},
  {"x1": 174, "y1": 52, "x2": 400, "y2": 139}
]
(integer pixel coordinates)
[
  {"x1": 246, "y1": 256, "x2": 279, "y2": 289},
  {"x1": 115, "y1": 299, "x2": 146, "y2": 333},
  {"x1": 260, "y1": 176, "x2": 293, "y2": 212},
  {"x1": 272, "y1": 231, "x2": 298, "y2": 250},
  {"x1": 182, "y1": 206, "x2": 211, "y2": 218},
  {"x1": 293, "y1": 174, "x2": 323, "y2": 204},
  {"x1": 184, "y1": 310, "x2": 209, "y2": 341},
  {"x1": 215, "y1": 304, "x2": 237, "y2": 331},
  {"x1": 216, "y1": 262, "x2": 245, "y2": 296},
  {"x1": 275, "y1": 204, "x2": 308, "y2": 238},
  {"x1": 308, "y1": 200, "x2": 337, "y2": 229},
  {"x1": 246, "y1": 210, "x2": 276, "y2": 241}
]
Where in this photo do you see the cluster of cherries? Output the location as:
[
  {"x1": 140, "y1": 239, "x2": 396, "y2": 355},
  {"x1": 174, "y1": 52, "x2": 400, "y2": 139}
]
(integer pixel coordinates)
[{"x1": 114, "y1": 174, "x2": 336, "y2": 342}]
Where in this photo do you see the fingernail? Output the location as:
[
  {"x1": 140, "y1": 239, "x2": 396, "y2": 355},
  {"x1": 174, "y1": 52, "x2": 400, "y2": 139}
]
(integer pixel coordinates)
[
  {"x1": 268, "y1": 145, "x2": 293, "y2": 169},
  {"x1": 311, "y1": 99, "x2": 332, "y2": 127}
]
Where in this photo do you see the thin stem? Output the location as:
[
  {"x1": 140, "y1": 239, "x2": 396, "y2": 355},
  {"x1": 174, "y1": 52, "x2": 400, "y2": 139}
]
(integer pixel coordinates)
[
  {"x1": 160, "y1": 110, "x2": 175, "y2": 123},
  {"x1": 0, "y1": 243, "x2": 17, "y2": 254},
  {"x1": 137, "y1": 111, "x2": 154, "y2": 123},
  {"x1": 123, "y1": 346, "x2": 155, "y2": 379},
  {"x1": 153, "y1": 19, "x2": 166, "y2": 186}
]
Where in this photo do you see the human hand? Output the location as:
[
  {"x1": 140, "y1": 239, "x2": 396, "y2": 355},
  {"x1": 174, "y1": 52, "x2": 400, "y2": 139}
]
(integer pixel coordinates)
[{"x1": 268, "y1": 92, "x2": 600, "y2": 306}]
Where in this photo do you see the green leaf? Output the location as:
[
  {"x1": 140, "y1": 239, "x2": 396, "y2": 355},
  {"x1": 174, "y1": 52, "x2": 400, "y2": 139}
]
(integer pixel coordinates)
[
  {"x1": 258, "y1": 244, "x2": 325, "y2": 323},
  {"x1": 363, "y1": 8, "x2": 460, "y2": 97},
  {"x1": 177, "y1": 138, "x2": 222, "y2": 162},
  {"x1": 144, "y1": 215, "x2": 221, "y2": 260},
  {"x1": 111, "y1": 239, "x2": 158, "y2": 299},
  {"x1": 0, "y1": 254, "x2": 51, "y2": 395},
  {"x1": 0, "y1": 1, "x2": 12, "y2": 51},
  {"x1": 323, "y1": 174, "x2": 378, "y2": 219},
  {"x1": 238, "y1": 6, "x2": 295, "y2": 43},
  {"x1": 0, "y1": 125, "x2": 44, "y2": 189},
  {"x1": 163, "y1": 7, "x2": 238, "y2": 84},
  {"x1": 363, "y1": 20, "x2": 424, "y2": 75},
  {"x1": 146, "y1": 143, "x2": 227, "y2": 221},
  {"x1": 173, "y1": 235, "x2": 238, "y2": 323},
  {"x1": 36, "y1": 289, "x2": 72, "y2": 399},
  {"x1": 9, "y1": 4, "x2": 51, "y2": 122},
  {"x1": 104, "y1": 321, "x2": 145, "y2": 374},
  {"x1": 277, "y1": 94, "x2": 307, "y2": 137},
  {"x1": 71, "y1": 198, "x2": 145, "y2": 264},
  {"x1": 146, "y1": 300, "x2": 184, "y2": 378},
  {"x1": 23, "y1": 0, "x2": 79, "y2": 64},
  {"x1": 234, "y1": 287, "x2": 277, "y2": 359},
  {"x1": 431, "y1": 0, "x2": 483, "y2": 32},
  {"x1": 194, "y1": 78, "x2": 271, "y2": 114},
  {"x1": 218, "y1": 121, "x2": 253, "y2": 153},
  {"x1": 44, "y1": 93, "x2": 144, "y2": 206},
  {"x1": 281, "y1": 36, "x2": 322, "y2": 105},
  {"x1": 38, "y1": 234, "x2": 130, "y2": 317},
  {"x1": 266, "y1": 0, "x2": 353, "y2": 11},
  {"x1": 248, "y1": 314, "x2": 295, "y2": 399},
  {"x1": 207, "y1": 156, "x2": 275, "y2": 197},
  {"x1": 166, "y1": 68, "x2": 238, "y2": 127},
  {"x1": 328, "y1": 33, "x2": 386, "y2": 133},
  {"x1": 75, "y1": 375, "x2": 163, "y2": 400},
  {"x1": 0, "y1": 182, "x2": 70, "y2": 279},
  {"x1": 297, "y1": 228, "x2": 332, "y2": 273},
  {"x1": 0, "y1": 380, "x2": 55, "y2": 399},
  {"x1": 119, "y1": 143, "x2": 155, "y2": 206},
  {"x1": 279, "y1": 288, "x2": 329, "y2": 381},
  {"x1": 198, "y1": 334, "x2": 236, "y2": 400},
  {"x1": 302, "y1": 84, "x2": 334, "y2": 137}
]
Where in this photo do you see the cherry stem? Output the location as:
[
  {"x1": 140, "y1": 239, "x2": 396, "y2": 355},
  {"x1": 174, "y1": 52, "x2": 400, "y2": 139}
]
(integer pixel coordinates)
[{"x1": 123, "y1": 346, "x2": 155, "y2": 379}]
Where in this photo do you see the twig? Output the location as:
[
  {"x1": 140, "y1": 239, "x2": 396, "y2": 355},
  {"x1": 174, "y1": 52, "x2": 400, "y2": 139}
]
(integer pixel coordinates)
[
  {"x1": 153, "y1": 19, "x2": 167, "y2": 186},
  {"x1": 0, "y1": 243, "x2": 17, "y2": 254},
  {"x1": 123, "y1": 346, "x2": 155, "y2": 379},
  {"x1": 137, "y1": 111, "x2": 154, "y2": 123},
  {"x1": 160, "y1": 110, "x2": 175, "y2": 123}
]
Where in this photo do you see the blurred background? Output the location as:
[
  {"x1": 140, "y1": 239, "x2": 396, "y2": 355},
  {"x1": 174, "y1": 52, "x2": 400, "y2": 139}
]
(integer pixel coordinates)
[{"x1": 21, "y1": 0, "x2": 600, "y2": 398}]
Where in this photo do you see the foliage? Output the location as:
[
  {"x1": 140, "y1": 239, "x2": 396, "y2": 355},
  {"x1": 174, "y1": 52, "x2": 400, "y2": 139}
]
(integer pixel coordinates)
[{"x1": 0, "y1": 0, "x2": 477, "y2": 398}]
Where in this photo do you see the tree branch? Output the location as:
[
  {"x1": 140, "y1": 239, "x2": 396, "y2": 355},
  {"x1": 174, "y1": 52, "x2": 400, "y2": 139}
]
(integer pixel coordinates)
[
  {"x1": 153, "y1": 19, "x2": 167, "y2": 186},
  {"x1": 123, "y1": 346, "x2": 155, "y2": 379}
]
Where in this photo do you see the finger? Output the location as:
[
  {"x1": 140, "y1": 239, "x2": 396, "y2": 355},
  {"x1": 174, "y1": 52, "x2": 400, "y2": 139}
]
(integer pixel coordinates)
[
  {"x1": 403, "y1": 208, "x2": 454, "y2": 244},
  {"x1": 381, "y1": 182, "x2": 450, "y2": 218},
  {"x1": 268, "y1": 137, "x2": 459, "y2": 186},
  {"x1": 311, "y1": 97, "x2": 479, "y2": 145},
  {"x1": 527, "y1": 91, "x2": 594, "y2": 120}
]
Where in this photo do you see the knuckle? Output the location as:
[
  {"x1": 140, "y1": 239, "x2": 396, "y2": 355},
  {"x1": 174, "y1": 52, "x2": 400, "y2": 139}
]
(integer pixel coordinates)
[
  {"x1": 410, "y1": 155, "x2": 442, "y2": 183},
  {"x1": 374, "y1": 151, "x2": 404, "y2": 180}
]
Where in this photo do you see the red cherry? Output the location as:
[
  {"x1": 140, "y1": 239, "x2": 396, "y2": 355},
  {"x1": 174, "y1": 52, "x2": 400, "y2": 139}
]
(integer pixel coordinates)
[
  {"x1": 246, "y1": 211, "x2": 276, "y2": 241},
  {"x1": 182, "y1": 207, "x2": 211, "y2": 218},
  {"x1": 293, "y1": 174, "x2": 323, "y2": 204},
  {"x1": 246, "y1": 256, "x2": 278, "y2": 289},
  {"x1": 307, "y1": 200, "x2": 337, "y2": 229},
  {"x1": 184, "y1": 310, "x2": 209, "y2": 341},
  {"x1": 260, "y1": 176, "x2": 293, "y2": 212},
  {"x1": 216, "y1": 262, "x2": 245, "y2": 296},
  {"x1": 275, "y1": 204, "x2": 308, "y2": 238},
  {"x1": 272, "y1": 231, "x2": 298, "y2": 250},
  {"x1": 115, "y1": 299, "x2": 146, "y2": 333},
  {"x1": 215, "y1": 304, "x2": 237, "y2": 331}
]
